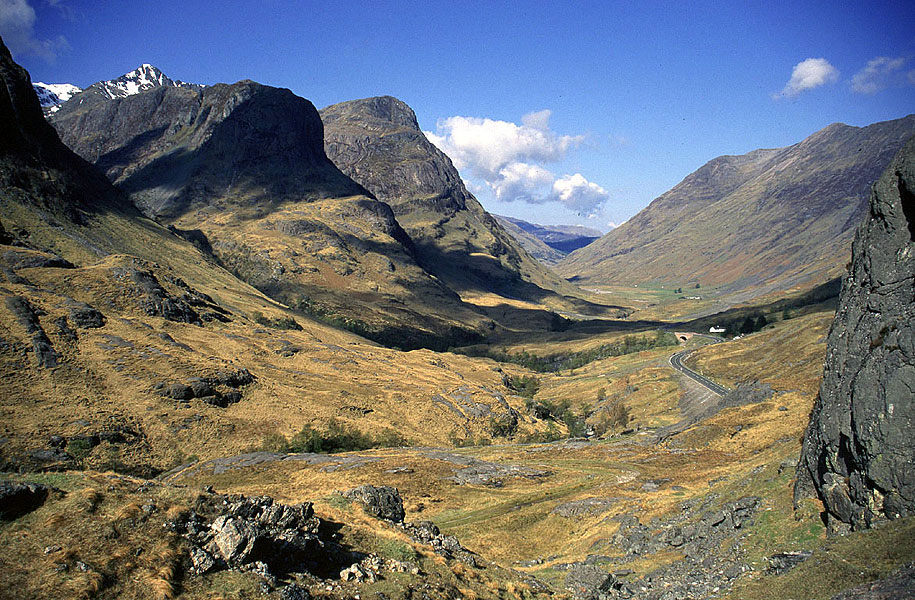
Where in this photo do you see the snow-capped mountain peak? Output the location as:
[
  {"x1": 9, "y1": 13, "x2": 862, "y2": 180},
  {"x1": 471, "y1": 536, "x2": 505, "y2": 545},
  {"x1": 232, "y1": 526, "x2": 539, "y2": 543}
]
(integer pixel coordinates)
[
  {"x1": 32, "y1": 82, "x2": 82, "y2": 112},
  {"x1": 91, "y1": 64, "x2": 202, "y2": 100}
]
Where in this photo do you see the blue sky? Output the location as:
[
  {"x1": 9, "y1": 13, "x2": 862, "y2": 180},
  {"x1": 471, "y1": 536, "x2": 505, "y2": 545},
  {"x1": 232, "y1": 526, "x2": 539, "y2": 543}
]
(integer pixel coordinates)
[{"x1": 3, "y1": 0, "x2": 914, "y2": 231}]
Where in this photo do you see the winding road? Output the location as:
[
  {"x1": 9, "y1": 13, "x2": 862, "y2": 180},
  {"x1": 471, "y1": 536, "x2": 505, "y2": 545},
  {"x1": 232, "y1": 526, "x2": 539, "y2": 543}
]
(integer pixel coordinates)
[{"x1": 668, "y1": 335, "x2": 730, "y2": 397}]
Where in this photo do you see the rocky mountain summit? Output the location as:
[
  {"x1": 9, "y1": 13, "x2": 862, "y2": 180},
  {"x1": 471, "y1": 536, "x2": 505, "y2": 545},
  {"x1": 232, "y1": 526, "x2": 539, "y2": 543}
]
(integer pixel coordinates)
[
  {"x1": 320, "y1": 96, "x2": 576, "y2": 300},
  {"x1": 80, "y1": 63, "x2": 201, "y2": 101},
  {"x1": 31, "y1": 82, "x2": 81, "y2": 113},
  {"x1": 795, "y1": 135, "x2": 915, "y2": 533}
]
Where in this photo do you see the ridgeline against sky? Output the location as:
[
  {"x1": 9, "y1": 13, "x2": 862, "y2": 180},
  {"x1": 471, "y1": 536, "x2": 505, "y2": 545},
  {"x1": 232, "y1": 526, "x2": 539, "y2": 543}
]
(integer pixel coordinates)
[{"x1": 5, "y1": 0, "x2": 914, "y2": 230}]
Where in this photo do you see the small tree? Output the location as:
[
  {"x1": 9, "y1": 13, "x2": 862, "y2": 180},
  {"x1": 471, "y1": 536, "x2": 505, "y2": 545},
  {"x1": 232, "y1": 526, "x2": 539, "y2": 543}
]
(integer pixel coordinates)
[
  {"x1": 755, "y1": 315, "x2": 768, "y2": 330},
  {"x1": 739, "y1": 316, "x2": 756, "y2": 334}
]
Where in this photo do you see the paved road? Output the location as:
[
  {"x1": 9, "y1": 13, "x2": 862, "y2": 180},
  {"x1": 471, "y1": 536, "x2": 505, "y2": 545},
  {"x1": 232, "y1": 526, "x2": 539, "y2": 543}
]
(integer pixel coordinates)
[{"x1": 668, "y1": 335, "x2": 730, "y2": 397}]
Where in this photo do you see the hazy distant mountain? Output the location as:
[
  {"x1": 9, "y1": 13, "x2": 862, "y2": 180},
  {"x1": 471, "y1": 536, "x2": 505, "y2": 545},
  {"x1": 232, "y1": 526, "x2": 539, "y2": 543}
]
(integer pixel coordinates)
[
  {"x1": 49, "y1": 83, "x2": 488, "y2": 348},
  {"x1": 559, "y1": 115, "x2": 915, "y2": 302},
  {"x1": 494, "y1": 215, "x2": 601, "y2": 264}
]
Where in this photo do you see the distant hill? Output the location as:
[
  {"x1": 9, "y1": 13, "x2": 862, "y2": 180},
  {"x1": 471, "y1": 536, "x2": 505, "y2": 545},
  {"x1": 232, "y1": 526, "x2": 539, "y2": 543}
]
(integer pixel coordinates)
[
  {"x1": 493, "y1": 215, "x2": 601, "y2": 264},
  {"x1": 558, "y1": 115, "x2": 915, "y2": 303}
]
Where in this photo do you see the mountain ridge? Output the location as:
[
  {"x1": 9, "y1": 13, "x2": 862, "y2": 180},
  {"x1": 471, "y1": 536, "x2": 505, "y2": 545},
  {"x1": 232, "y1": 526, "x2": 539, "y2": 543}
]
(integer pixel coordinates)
[{"x1": 559, "y1": 115, "x2": 915, "y2": 304}]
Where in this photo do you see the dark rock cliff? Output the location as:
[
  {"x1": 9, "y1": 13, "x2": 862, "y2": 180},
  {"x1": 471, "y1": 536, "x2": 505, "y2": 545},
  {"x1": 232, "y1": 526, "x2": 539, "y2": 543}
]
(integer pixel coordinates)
[
  {"x1": 795, "y1": 135, "x2": 915, "y2": 533},
  {"x1": 52, "y1": 81, "x2": 366, "y2": 219},
  {"x1": 0, "y1": 35, "x2": 122, "y2": 219}
]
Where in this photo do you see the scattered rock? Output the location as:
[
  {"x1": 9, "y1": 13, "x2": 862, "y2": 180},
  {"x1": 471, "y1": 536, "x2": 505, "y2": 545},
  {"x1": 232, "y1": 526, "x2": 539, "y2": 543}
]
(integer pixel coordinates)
[
  {"x1": 768, "y1": 550, "x2": 812, "y2": 574},
  {"x1": 565, "y1": 564, "x2": 617, "y2": 599},
  {"x1": 169, "y1": 494, "x2": 322, "y2": 578},
  {"x1": 343, "y1": 485, "x2": 405, "y2": 523}
]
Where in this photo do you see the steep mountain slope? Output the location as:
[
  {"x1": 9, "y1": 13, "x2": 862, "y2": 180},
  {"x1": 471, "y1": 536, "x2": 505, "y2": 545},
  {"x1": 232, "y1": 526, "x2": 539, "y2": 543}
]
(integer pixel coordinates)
[
  {"x1": 795, "y1": 135, "x2": 915, "y2": 534},
  {"x1": 559, "y1": 116, "x2": 915, "y2": 302},
  {"x1": 50, "y1": 78, "x2": 488, "y2": 348},
  {"x1": 0, "y1": 37, "x2": 543, "y2": 478},
  {"x1": 494, "y1": 215, "x2": 600, "y2": 264},
  {"x1": 320, "y1": 96, "x2": 604, "y2": 316}
]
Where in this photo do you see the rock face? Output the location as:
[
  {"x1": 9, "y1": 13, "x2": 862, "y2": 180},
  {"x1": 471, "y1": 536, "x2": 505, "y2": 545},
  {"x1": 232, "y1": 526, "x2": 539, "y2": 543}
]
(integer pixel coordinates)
[
  {"x1": 343, "y1": 485, "x2": 405, "y2": 523},
  {"x1": 795, "y1": 135, "x2": 915, "y2": 532},
  {"x1": 0, "y1": 35, "x2": 123, "y2": 220},
  {"x1": 53, "y1": 80, "x2": 364, "y2": 219},
  {"x1": 0, "y1": 481, "x2": 52, "y2": 519}
]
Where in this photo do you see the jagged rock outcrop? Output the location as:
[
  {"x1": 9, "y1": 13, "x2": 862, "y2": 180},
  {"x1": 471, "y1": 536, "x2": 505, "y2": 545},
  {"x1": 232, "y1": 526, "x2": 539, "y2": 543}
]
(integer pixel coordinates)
[{"x1": 795, "y1": 135, "x2": 915, "y2": 533}]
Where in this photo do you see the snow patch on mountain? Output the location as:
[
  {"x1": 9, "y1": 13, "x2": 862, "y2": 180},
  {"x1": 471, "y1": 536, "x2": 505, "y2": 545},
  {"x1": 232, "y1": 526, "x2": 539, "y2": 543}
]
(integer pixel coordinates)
[
  {"x1": 91, "y1": 64, "x2": 202, "y2": 100},
  {"x1": 32, "y1": 82, "x2": 82, "y2": 112}
]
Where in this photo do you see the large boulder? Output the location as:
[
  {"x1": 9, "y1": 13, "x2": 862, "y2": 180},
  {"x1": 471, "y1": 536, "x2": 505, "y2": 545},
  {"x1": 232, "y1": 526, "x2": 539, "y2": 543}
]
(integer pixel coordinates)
[
  {"x1": 343, "y1": 485, "x2": 405, "y2": 523},
  {"x1": 795, "y1": 135, "x2": 915, "y2": 532},
  {"x1": 0, "y1": 481, "x2": 52, "y2": 519}
]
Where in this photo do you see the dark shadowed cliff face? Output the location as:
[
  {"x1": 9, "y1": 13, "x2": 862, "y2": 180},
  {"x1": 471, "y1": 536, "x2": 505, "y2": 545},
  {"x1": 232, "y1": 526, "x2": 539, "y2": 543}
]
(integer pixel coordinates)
[
  {"x1": 52, "y1": 81, "x2": 366, "y2": 219},
  {"x1": 795, "y1": 135, "x2": 915, "y2": 534},
  {"x1": 0, "y1": 36, "x2": 122, "y2": 220}
]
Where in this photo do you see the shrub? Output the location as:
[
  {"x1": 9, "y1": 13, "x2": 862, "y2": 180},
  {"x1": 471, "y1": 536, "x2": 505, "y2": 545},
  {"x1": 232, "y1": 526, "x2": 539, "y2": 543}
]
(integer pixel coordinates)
[
  {"x1": 462, "y1": 331, "x2": 679, "y2": 373},
  {"x1": 504, "y1": 374, "x2": 540, "y2": 398},
  {"x1": 263, "y1": 420, "x2": 409, "y2": 455}
]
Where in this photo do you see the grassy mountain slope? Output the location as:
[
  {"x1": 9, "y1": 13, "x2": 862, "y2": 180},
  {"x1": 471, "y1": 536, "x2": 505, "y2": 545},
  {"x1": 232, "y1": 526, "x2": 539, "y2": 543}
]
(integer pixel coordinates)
[
  {"x1": 0, "y1": 37, "x2": 548, "y2": 476},
  {"x1": 559, "y1": 116, "x2": 915, "y2": 302},
  {"x1": 50, "y1": 82, "x2": 488, "y2": 349}
]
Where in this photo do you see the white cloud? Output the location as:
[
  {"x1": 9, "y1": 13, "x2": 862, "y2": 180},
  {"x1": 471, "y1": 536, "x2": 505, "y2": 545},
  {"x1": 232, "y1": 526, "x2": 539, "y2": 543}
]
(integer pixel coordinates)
[
  {"x1": 490, "y1": 162, "x2": 554, "y2": 202},
  {"x1": 775, "y1": 58, "x2": 839, "y2": 98},
  {"x1": 606, "y1": 221, "x2": 621, "y2": 230},
  {"x1": 550, "y1": 173, "x2": 610, "y2": 217},
  {"x1": 426, "y1": 110, "x2": 610, "y2": 216},
  {"x1": 851, "y1": 57, "x2": 907, "y2": 94},
  {"x1": 424, "y1": 110, "x2": 583, "y2": 180},
  {"x1": 0, "y1": 0, "x2": 68, "y2": 60}
]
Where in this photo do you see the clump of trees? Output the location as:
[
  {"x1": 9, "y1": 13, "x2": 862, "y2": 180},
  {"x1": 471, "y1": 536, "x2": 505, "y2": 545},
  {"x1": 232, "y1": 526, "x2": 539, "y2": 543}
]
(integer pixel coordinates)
[
  {"x1": 737, "y1": 314, "x2": 768, "y2": 335},
  {"x1": 261, "y1": 419, "x2": 408, "y2": 454},
  {"x1": 464, "y1": 331, "x2": 679, "y2": 373}
]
